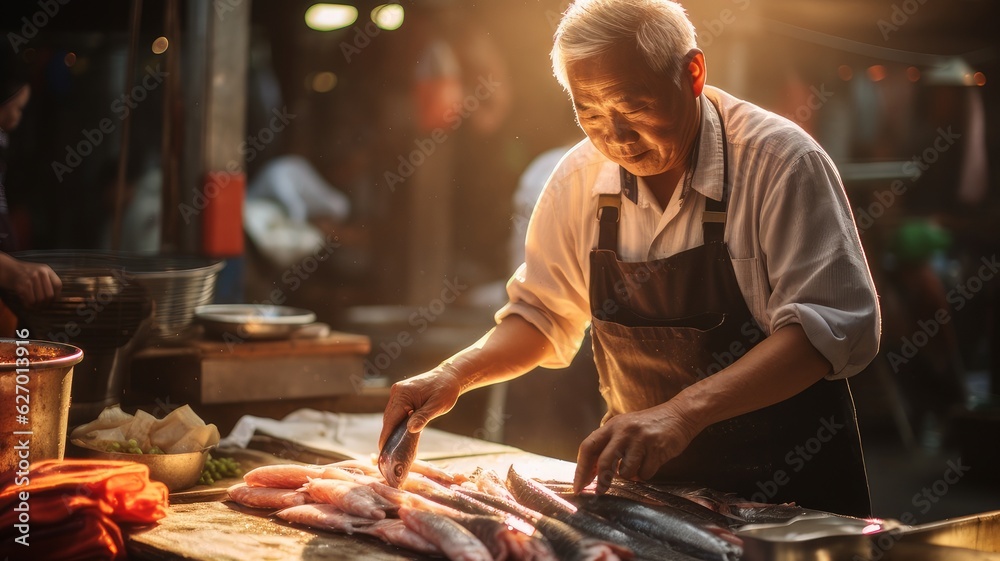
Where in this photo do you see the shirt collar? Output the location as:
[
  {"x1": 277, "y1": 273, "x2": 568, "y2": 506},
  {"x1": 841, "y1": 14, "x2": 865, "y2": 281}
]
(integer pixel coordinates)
[
  {"x1": 688, "y1": 91, "x2": 725, "y2": 202},
  {"x1": 590, "y1": 90, "x2": 726, "y2": 203}
]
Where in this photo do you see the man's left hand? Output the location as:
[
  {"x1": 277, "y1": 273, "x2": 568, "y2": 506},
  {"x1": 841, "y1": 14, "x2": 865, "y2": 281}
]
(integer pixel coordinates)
[{"x1": 574, "y1": 401, "x2": 703, "y2": 494}]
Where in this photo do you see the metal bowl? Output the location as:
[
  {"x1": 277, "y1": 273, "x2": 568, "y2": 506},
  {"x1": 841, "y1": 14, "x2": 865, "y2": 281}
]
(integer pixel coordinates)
[
  {"x1": 195, "y1": 304, "x2": 316, "y2": 340},
  {"x1": 70, "y1": 440, "x2": 211, "y2": 492}
]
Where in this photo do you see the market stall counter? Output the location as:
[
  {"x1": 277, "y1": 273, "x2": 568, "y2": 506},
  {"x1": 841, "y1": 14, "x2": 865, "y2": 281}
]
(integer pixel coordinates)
[{"x1": 116, "y1": 413, "x2": 1000, "y2": 561}]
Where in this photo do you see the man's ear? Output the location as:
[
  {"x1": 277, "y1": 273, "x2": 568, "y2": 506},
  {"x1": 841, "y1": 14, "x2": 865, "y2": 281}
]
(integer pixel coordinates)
[{"x1": 687, "y1": 49, "x2": 706, "y2": 97}]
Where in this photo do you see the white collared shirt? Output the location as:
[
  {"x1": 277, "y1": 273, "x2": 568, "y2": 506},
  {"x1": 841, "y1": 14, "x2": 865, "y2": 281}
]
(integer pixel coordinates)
[{"x1": 497, "y1": 86, "x2": 881, "y2": 379}]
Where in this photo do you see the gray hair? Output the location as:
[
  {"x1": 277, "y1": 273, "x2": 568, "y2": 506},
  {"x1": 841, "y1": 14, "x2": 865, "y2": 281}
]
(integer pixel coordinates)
[{"x1": 551, "y1": 0, "x2": 697, "y2": 91}]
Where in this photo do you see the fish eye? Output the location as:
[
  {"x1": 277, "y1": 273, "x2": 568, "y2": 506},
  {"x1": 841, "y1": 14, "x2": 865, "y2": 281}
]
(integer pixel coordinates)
[{"x1": 394, "y1": 465, "x2": 405, "y2": 477}]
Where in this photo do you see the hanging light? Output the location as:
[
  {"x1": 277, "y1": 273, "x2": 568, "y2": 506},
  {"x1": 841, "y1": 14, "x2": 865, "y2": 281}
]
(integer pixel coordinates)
[
  {"x1": 372, "y1": 4, "x2": 404, "y2": 30},
  {"x1": 305, "y1": 4, "x2": 358, "y2": 31}
]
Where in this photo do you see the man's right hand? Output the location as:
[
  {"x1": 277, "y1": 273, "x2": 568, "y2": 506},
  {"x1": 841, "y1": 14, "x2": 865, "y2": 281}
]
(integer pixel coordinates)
[
  {"x1": 379, "y1": 366, "x2": 464, "y2": 449},
  {"x1": 0, "y1": 253, "x2": 62, "y2": 307},
  {"x1": 377, "y1": 315, "x2": 553, "y2": 450}
]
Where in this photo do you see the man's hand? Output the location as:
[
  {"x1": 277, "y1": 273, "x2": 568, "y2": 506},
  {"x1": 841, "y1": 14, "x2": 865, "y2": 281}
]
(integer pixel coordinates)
[
  {"x1": 574, "y1": 400, "x2": 703, "y2": 494},
  {"x1": 0, "y1": 253, "x2": 62, "y2": 308},
  {"x1": 378, "y1": 366, "x2": 464, "y2": 449},
  {"x1": 377, "y1": 315, "x2": 553, "y2": 451},
  {"x1": 573, "y1": 325, "x2": 833, "y2": 496}
]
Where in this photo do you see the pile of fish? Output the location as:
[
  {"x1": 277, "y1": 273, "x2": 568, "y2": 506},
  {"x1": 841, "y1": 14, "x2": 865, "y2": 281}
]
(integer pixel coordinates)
[
  {"x1": 225, "y1": 419, "x2": 812, "y2": 560},
  {"x1": 228, "y1": 456, "x2": 812, "y2": 561}
]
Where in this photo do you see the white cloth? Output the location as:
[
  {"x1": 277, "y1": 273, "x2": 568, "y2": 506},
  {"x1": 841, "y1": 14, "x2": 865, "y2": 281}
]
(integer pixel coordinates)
[
  {"x1": 247, "y1": 155, "x2": 350, "y2": 223},
  {"x1": 244, "y1": 155, "x2": 350, "y2": 267},
  {"x1": 497, "y1": 86, "x2": 880, "y2": 380},
  {"x1": 219, "y1": 410, "x2": 517, "y2": 461}
]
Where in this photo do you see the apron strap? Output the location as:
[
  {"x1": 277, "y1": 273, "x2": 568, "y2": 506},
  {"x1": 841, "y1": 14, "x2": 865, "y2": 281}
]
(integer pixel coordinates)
[
  {"x1": 597, "y1": 193, "x2": 620, "y2": 251},
  {"x1": 702, "y1": 96, "x2": 730, "y2": 244},
  {"x1": 703, "y1": 196, "x2": 726, "y2": 243}
]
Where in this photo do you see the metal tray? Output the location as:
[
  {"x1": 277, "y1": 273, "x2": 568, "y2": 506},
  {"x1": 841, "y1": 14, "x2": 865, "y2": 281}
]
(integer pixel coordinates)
[
  {"x1": 897, "y1": 510, "x2": 1000, "y2": 552},
  {"x1": 736, "y1": 510, "x2": 1000, "y2": 560},
  {"x1": 194, "y1": 304, "x2": 317, "y2": 340},
  {"x1": 737, "y1": 512, "x2": 894, "y2": 561}
]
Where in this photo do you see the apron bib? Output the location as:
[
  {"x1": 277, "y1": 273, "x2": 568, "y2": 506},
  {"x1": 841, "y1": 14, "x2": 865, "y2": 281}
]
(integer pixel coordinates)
[{"x1": 588, "y1": 99, "x2": 871, "y2": 516}]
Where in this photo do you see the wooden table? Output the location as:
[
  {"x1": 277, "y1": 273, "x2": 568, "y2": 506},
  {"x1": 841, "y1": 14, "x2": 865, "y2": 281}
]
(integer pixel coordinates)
[{"x1": 126, "y1": 450, "x2": 575, "y2": 560}]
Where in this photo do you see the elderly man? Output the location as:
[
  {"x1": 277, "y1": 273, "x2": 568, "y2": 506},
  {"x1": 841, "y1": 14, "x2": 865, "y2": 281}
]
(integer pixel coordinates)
[{"x1": 381, "y1": 0, "x2": 879, "y2": 517}]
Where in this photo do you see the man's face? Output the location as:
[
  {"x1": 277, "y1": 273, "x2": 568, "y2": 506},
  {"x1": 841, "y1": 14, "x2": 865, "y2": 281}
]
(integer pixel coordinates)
[
  {"x1": 567, "y1": 46, "x2": 700, "y2": 178},
  {"x1": 0, "y1": 85, "x2": 30, "y2": 132}
]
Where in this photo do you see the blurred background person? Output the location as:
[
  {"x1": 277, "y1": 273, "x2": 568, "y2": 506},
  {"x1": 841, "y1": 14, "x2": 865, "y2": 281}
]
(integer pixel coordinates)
[{"x1": 0, "y1": 45, "x2": 61, "y2": 334}]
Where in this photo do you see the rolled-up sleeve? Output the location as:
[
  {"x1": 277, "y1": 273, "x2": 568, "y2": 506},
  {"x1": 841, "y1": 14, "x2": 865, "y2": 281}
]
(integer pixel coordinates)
[
  {"x1": 759, "y1": 150, "x2": 881, "y2": 379},
  {"x1": 495, "y1": 168, "x2": 593, "y2": 369}
]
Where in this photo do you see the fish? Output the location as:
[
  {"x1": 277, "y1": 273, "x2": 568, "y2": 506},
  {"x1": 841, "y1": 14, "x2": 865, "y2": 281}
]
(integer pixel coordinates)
[
  {"x1": 453, "y1": 514, "x2": 559, "y2": 561},
  {"x1": 321, "y1": 465, "x2": 381, "y2": 485},
  {"x1": 378, "y1": 417, "x2": 420, "y2": 487},
  {"x1": 608, "y1": 481, "x2": 739, "y2": 528},
  {"x1": 367, "y1": 480, "x2": 464, "y2": 516},
  {"x1": 398, "y1": 506, "x2": 494, "y2": 561},
  {"x1": 277, "y1": 503, "x2": 440, "y2": 555},
  {"x1": 475, "y1": 468, "x2": 526, "y2": 505},
  {"x1": 227, "y1": 483, "x2": 311, "y2": 510},
  {"x1": 410, "y1": 458, "x2": 470, "y2": 486},
  {"x1": 642, "y1": 483, "x2": 811, "y2": 525},
  {"x1": 402, "y1": 473, "x2": 511, "y2": 518},
  {"x1": 276, "y1": 503, "x2": 377, "y2": 533},
  {"x1": 506, "y1": 466, "x2": 700, "y2": 561},
  {"x1": 365, "y1": 518, "x2": 442, "y2": 555},
  {"x1": 373, "y1": 474, "x2": 556, "y2": 560},
  {"x1": 533, "y1": 515, "x2": 635, "y2": 561},
  {"x1": 299, "y1": 478, "x2": 398, "y2": 520},
  {"x1": 326, "y1": 459, "x2": 381, "y2": 476},
  {"x1": 452, "y1": 487, "x2": 633, "y2": 561},
  {"x1": 243, "y1": 464, "x2": 329, "y2": 489},
  {"x1": 574, "y1": 494, "x2": 742, "y2": 561}
]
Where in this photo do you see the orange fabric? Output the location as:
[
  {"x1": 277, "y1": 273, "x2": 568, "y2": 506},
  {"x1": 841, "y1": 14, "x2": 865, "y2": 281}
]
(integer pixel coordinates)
[{"x1": 0, "y1": 460, "x2": 169, "y2": 560}]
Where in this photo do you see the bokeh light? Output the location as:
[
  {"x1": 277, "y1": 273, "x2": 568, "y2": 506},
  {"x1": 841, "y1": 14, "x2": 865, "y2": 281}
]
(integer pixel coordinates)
[
  {"x1": 152, "y1": 36, "x2": 169, "y2": 54},
  {"x1": 305, "y1": 4, "x2": 358, "y2": 31},
  {"x1": 372, "y1": 4, "x2": 404, "y2": 31}
]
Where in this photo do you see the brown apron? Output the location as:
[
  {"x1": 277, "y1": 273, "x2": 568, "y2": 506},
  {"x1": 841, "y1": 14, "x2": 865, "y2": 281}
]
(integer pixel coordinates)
[{"x1": 588, "y1": 101, "x2": 871, "y2": 517}]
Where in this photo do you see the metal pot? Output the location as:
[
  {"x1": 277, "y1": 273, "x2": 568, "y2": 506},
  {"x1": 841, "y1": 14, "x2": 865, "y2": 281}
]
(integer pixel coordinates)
[{"x1": 0, "y1": 339, "x2": 84, "y2": 474}]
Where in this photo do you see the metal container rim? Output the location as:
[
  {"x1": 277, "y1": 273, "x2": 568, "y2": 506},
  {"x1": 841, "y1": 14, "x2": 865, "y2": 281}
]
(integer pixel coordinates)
[{"x1": 0, "y1": 339, "x2": 84, "y2": 371}]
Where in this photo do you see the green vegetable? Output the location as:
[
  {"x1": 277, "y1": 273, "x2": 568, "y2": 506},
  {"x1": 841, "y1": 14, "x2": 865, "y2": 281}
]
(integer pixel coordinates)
[
  {"x1": 103, "y1": 441, "x2": 168, "y2": 455},
  {"x1": 199, "y1": 454, "x2": 241, "y2": 485}
]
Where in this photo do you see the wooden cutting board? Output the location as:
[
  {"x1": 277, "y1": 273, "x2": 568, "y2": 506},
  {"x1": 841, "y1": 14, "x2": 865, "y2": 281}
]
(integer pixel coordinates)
[{"x1": 127, "y1": 501, "x2": 427, "y2": 561}]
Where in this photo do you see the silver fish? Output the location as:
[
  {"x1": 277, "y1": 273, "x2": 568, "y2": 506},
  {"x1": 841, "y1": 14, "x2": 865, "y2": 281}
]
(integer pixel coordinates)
[{"x1": 378, "y1": 417, "x2": 420, "y2": 487}]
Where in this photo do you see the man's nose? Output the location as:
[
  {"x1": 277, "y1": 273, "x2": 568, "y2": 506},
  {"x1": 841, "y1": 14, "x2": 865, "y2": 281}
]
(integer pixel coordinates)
[{"x1": 605, "y1": 112, "x2": 638, "y2": 144}]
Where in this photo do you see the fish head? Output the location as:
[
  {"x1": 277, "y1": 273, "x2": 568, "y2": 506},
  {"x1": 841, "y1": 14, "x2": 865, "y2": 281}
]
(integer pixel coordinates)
[
  {"x1": 379, "y1": 454, "x2": 410, "y2": 487},
  {"x1": 378, "y1": 419, "x2": 419, "y2": 487}
]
